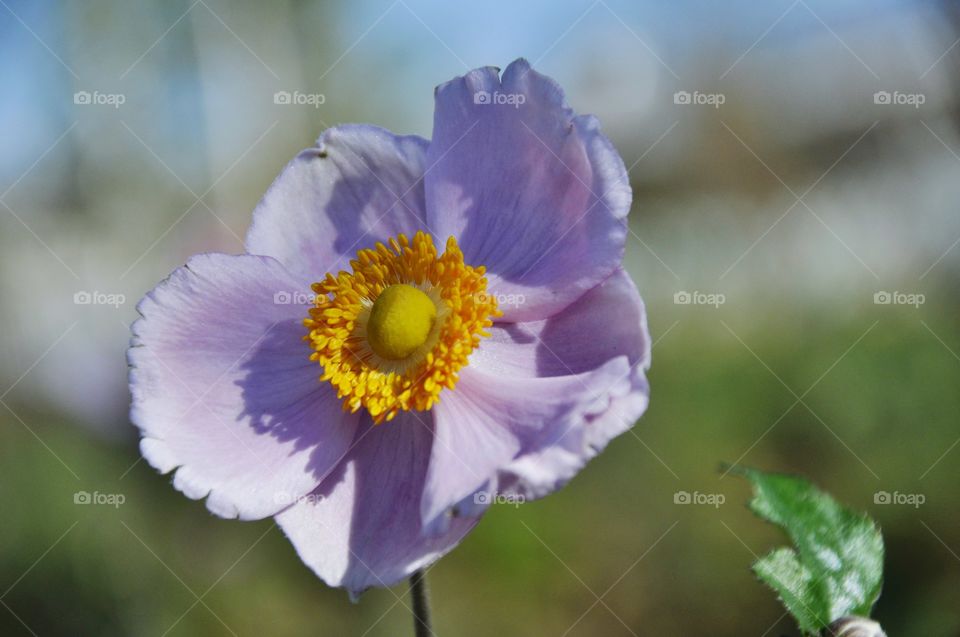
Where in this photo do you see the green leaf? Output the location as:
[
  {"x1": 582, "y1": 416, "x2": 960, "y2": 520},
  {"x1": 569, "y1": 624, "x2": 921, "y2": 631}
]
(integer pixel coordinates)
[
  {"x1": 733, "y1": 467, "x2": 884, "y2": 635},
  {"x1": 754, "y1": 547, "x2": 823, "y2": 634}
]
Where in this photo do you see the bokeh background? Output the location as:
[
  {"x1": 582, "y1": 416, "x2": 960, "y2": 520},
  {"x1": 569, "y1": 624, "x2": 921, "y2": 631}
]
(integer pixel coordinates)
[{"x1": 2, "y1": 0, "x2": 959, "y2": 635}]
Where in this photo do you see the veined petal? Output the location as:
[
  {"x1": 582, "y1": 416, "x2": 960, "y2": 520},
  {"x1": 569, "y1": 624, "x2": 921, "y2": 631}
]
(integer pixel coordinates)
[
  {"x1": 422, "y1": 355, "x2": 636, "y2": 532},
  {"x1": 425, "y1": 59, "x2": 631, "y2": 321},
  {"x1": 276, "y1": 411, "x2": 477, "y2": 599},
  {"x1": 129, "y1": 254, "x2": 358, "y2": 520},
  {"x1": 471, "y1": 267, "x2": 650, "y2": 377},
  {"x1": 245, "y1": 125, "x2": 430, "y2": 286},
  {"x1": 421, "y1": 269, "x2": 650, "y2": 519}
]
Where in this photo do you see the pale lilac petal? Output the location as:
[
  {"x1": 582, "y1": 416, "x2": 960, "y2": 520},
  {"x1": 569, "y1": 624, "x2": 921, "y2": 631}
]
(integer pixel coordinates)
[
  {"x1": 499, "y1": 369, "x2": 649, "y2": 500},
  {"x1": 425, "y1": 59, "x2": 631, "y2": 321},
  {"x1": 470, "y1": 268, "x2": 650, "y2": 377},
  {"x1": 419, "y1": 269, "x2": 650, "y2": 517},
  {"x1": 276, "y1": 412, "x2": 477, "y2": 598},
  {"x1": 421, "y1": 356, "x2": 634, "y2": 531},
  {"x1": 245, "y1": 125, "x2": 429, "y2": 286},
  {"x1": 129, "y1": 254, "x2": 358, "y2": 520}
]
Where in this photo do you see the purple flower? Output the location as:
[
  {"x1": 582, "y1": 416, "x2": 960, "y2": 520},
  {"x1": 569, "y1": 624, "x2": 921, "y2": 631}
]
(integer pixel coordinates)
[{"x1": 128, "y1": 59, "x2": 650, "y2": 598}]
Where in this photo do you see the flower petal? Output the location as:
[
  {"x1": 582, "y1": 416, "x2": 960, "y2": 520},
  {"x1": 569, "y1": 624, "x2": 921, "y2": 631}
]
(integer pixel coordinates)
[
  {"x1": 129, "y1": 253, "x2": 358, "y2": 520},
  {"x1": 420, "y1": 269, "x2": 650, "y2": 522},
  {"x1": 471, "y1": 267, "x2": 650, "y2": 377},
  {"x1": 275, "y1": 411, "x2": 477, "y2": 599},
  {"x1": 421, "y1": 355, "x2": 635, "y2": 532},
  {"x1": 499, "y1": 367, "x2": 649, "y2": 501},
  {"x1": 245, "y1": 125, "x2": 430, "y2": 286},
  {"x1": 425, "y1": 59, "x2": 631, "y2": 321}
]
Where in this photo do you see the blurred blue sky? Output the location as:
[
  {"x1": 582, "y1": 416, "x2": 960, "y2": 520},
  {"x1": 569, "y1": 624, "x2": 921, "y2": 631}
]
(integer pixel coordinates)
[{"x1": 1, "y1": 0, "x2": 916, "y2": 178}]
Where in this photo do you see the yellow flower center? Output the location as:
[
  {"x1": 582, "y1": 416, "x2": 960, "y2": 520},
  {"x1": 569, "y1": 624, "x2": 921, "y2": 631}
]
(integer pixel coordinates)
[
  {"x1": 366, "y1": 284, "x2": 436, "y2": 360},
  {"x1": 305, "y1": 232, "x2": 500, "y2": 423}
]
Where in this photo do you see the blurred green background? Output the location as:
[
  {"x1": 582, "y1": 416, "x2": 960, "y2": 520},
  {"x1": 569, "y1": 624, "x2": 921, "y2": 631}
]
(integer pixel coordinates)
[{"x1": 2, "y1": 1, "x2": 959, "y2": 635}]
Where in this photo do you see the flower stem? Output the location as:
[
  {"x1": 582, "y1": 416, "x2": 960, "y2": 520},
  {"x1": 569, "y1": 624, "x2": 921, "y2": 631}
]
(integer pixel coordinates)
[{"x1": 409, "y1": 569, "x2": 433, "y2": 637}]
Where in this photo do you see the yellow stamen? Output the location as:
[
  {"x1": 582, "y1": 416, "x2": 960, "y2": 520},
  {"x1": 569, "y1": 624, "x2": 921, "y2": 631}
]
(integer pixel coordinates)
[{"x1": 304, "y1": 231, "x2": 501, "y2": 423}]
